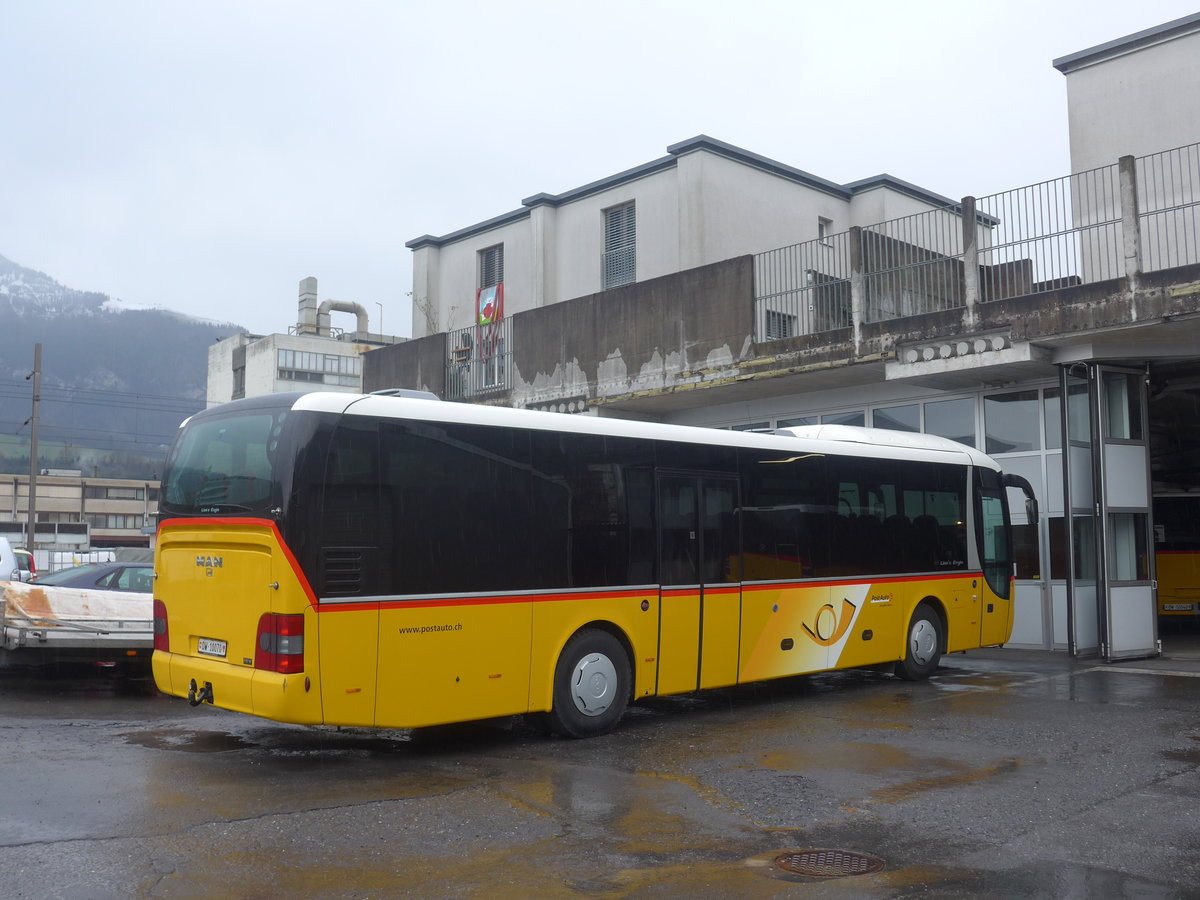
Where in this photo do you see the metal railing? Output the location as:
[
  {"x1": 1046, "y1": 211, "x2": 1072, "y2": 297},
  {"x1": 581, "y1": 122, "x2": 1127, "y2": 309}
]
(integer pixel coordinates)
[
  {"x1": 1137, "y1": 143, "x2": 1200, "y2": 272},
  {"x1": 753, "y1": 233, "x2": 852, "y2": 338},
  {"x1": 975, "y1": 164, "x2": 1122, "y2": 301},
  {"x1": 752, "y1": 141, "x2": 1200, "y2": 343},
  {"x1": 862, "y1": 206, "x2": 965, "y2": 322},
  {"x1": 445, "y1": 318, "x2": 513, "y2": 400}
]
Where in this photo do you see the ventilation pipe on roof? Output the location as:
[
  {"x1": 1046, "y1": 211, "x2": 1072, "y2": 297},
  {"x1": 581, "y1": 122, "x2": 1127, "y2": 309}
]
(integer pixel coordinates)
[
  {"x1": 317, "y1": 299, "x2": 370, "y2": 336},
  {"x1": 297, "y1": 276, "x2": 320, "y2": 335}
]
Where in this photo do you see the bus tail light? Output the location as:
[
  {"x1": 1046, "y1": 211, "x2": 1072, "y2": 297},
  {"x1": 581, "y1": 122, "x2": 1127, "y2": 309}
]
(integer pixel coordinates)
[
  {"x1": 255, "y1": 613, "x2": 305, "y2": 673},
  {"x1": 153, "y1": 599, "x2": 170, "y2": 652}
]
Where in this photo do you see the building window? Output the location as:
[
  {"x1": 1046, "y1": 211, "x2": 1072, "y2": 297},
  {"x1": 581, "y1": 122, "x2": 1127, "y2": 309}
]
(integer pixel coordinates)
[
  {"x1": 479, "y1": 244, "x2": 504, "y2": 289},
  {"x1": 765, "y1": 310, "x2": 796, "y2": 341},
  {"x1": 777, "y1": 415, "x2": 817, "y2": 428},
  {"x1": 602, "y1": 202, "x2": 636, "y2": 289},
  {"x1": 985, "y1": 390, "x2": 1041, "y2": 454},
  {"x1": 83, "y1": 486, "x2": 144, "y2": 500},
  {"x1": 232, "y1": 365, "x2": 246, "y2": 400},
  {"x1": 822, "y1": 410, "x2": 865, "y2": 426},
  {"x1": 924, "y1": 397, "x2": 976, "y2": 447},
  {"x1": 277, "y1": 349, "x2": 361, "y2": 387},
  {"x1": 873, "y1": 404, "x2": 920, "y2": 433},
  {"x1": 818, "y1": 216, "x2": 832, "y2": 244},
  {"x1": 86, "y1": 514, "x2": 146, "y2": 530}
]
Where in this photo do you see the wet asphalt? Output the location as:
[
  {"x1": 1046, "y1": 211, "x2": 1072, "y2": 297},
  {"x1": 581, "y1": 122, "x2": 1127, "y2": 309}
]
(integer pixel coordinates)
[{"x1": 1, "y1": 627, "x2": 1199, "y2": 899}]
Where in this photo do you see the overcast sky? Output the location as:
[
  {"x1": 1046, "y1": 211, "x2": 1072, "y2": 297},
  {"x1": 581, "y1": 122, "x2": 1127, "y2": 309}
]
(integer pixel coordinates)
[{"x1": 3, "y1": 1, "x2": 1197, "y2": 339}]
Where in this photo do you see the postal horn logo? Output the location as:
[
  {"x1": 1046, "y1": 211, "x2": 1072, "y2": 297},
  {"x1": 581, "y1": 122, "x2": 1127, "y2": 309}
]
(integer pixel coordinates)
[{"x1": 802, "y1": 597, "x2": 857, "y2": 646}]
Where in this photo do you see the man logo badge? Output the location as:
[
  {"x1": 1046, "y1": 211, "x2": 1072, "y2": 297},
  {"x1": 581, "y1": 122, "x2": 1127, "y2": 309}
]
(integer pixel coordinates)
[{"x1": 196, "y1": 555, "x2": 223, "y2": 577}]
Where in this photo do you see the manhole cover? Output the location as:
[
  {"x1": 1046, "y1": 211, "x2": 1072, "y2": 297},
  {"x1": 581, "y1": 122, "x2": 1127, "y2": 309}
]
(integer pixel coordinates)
[{"x1": 772, "y1": 849, "x2": 885, "y2": 878}]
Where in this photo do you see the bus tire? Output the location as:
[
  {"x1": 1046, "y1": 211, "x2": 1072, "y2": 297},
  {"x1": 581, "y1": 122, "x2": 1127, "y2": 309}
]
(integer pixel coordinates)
[
  {"x1": 895, "y1": 602, "x2": 942, "y2": 681},
  {"x1": 548, "y1": 628, "x2": 630, "y2": 739}
]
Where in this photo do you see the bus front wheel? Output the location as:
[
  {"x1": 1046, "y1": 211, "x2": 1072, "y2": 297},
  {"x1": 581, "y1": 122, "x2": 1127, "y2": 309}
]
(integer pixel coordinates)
[
  {"x1": 549, "y1": 629, "x2": 631, "y2": 738},
  {"x1": 895, "y1": 602, "x2": 943, "y2": 681}
]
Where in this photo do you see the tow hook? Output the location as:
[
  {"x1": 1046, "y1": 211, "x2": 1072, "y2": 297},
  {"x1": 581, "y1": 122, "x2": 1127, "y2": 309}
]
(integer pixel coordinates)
[{"x1": 187, "y1": 679, "x2": 214, "y2": 707}]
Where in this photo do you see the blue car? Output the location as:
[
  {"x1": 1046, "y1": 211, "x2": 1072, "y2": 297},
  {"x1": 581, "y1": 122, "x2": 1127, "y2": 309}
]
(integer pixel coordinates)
[{"x1": 35, "y1": 562, "x2": 153, "y2": 593}]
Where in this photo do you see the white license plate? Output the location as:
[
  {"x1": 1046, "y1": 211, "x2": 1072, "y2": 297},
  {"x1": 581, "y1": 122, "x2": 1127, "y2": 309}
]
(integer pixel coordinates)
[
  {"x1": 1162, "y1": 603, "x2": 1194, "y2": 612},
  {"x1": 197, "y1": 637, "x2": 228, "y2": 657}
]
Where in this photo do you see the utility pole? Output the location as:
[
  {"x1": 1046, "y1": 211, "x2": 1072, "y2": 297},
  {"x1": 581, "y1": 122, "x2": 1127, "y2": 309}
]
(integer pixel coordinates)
[{"x1": 26, "y1": 343, "x2": 41, "y2": 552}]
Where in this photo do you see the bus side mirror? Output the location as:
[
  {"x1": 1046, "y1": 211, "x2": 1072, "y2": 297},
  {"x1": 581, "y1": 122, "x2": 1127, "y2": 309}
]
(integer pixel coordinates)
[{"x1": 1000, "y1": 473, "x2": 1039, "y2": 526}]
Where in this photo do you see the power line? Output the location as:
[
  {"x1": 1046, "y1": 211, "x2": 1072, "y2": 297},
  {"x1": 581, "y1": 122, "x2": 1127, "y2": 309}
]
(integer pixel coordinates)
[
  {"x1": 0, "y1": 388, "x2": 199, "y2": 415},
  {"x1": 0, "y1": 419, "x2": 177, "y2": 447},
  {"x1": 0, "y1": 377, "x2": 205, "y2": 408}
]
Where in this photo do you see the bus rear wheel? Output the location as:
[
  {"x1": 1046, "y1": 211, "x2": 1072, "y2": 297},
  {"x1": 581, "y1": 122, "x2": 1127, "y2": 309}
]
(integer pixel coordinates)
[
  {"x1": 548, "y1": 628, "x2": 630, "y2": 738},
  {"x1": 895, "y1": 602, "x2": 943, "y2": 681}
]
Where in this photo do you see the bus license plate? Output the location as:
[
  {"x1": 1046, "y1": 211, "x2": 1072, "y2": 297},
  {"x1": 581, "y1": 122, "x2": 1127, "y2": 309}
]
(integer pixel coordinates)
[
  {"x1": 1162, "y1": 603, "x2": 1194, "y2": 612},
  {"x1": 197, "y1": 637, "x2": 228, "y2": 657}
]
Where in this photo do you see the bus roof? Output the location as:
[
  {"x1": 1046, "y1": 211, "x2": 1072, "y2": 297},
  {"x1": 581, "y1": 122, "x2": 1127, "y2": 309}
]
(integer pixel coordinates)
[{"x1": 283, "y1": 391, "x2": 1000, "y2": 470}]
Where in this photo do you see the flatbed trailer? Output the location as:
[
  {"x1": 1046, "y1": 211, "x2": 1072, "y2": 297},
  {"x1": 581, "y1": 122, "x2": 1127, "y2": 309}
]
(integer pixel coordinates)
[{"x1": 0, "y1": 580, "x2": 152, "y2": 667}]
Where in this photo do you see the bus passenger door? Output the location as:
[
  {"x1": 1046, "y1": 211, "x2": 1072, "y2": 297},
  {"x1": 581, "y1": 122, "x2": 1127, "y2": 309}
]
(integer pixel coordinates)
[{"x1": 657, "y1": 474, "x2": 740, "y2": 694}]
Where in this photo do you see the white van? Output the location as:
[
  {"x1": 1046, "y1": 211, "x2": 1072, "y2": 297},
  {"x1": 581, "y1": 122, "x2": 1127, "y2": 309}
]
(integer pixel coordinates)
[{"x1": 0, "y1": 537, "x2": 22, "y2": 582}]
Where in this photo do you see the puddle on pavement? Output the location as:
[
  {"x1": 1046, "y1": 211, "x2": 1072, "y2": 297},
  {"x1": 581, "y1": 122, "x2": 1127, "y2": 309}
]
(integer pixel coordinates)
[
  {"x1": 871, "y1": 757, "x2": 1019, "y2": 803},
  {"x1": 1162, "y1": 745, "x2": 1200, "y2": 766},
  {"x1": 759, "y1": 741, "x2": 927, "y2": 774},
  {"x1": 125, "y1": 727, "x2": 420, "y2": 756},
  {"x1": 126, "y1": 728, "x2": 255, "y2": 752}
]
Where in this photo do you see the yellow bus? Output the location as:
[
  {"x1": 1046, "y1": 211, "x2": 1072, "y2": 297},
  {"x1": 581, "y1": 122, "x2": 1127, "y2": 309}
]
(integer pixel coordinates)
[
  {"x1": 151, "y1": 391, "x2": 1036, "y2": 738},
  {"x1": 1153, "y1": 494, "x2": 1200, "y2": 617}
]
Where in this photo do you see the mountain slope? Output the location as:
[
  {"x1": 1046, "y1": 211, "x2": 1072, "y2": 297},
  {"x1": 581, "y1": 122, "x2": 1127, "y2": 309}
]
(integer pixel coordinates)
[{"x1": 0, "y1": 254, "x2": 245, "y2": 475}]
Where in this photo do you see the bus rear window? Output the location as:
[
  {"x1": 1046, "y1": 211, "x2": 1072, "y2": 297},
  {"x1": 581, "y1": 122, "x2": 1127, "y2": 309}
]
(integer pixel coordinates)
[{"x1": 163, "y1": 412, "x2": 283, "y2": 513}]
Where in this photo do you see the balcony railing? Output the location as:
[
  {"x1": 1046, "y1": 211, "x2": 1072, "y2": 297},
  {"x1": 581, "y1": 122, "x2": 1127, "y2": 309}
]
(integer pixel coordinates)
[
  {"x1": 753, "y1": 141, "x2": 1200, "y2": 342},
  {"x1": 444, "y1": 318, "x2": 513, "y2": 401}
]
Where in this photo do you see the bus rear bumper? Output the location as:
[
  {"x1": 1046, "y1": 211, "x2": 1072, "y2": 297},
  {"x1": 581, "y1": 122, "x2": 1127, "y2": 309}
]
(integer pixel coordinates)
[{"x1": 152, "y1": 651, "x2": 323, "y2": 724}]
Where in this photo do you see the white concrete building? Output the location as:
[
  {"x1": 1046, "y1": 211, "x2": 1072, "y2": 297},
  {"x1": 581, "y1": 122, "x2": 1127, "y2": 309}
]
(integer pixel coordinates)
[
  {"x1": 207, "y1": 277, "x2": 403, "y2": 405},
  {"x1": 373, "y1": 16, "x2": 1200, "y2": 664},
  {"x1": 1055, "y1": 12, "x2": 1200, "y2": 173},
  {"x1": 406, "y1": 136, "x2": 966, "y2": 339}
]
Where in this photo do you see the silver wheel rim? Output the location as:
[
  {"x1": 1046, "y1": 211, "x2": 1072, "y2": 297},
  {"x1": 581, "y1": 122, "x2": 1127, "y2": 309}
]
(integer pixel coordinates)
[
  {"x1": 910, "y1": 618, "x2": 937, "y2": 666},
  {"x1": 570, "y1": 652, "x2": 617, "y2": 717}
]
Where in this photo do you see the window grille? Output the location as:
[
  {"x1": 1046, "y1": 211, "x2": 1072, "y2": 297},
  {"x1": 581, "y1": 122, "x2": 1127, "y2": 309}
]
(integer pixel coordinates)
[
  {"x1": 765, "y1": 310, "x2": 796, "y2": 341},
  {"x1": 479, "y1": 244, "x2": 504, "y2": 289},
  {"x1": 603, "y1": 202, "x2": 636, "y2": 289}
]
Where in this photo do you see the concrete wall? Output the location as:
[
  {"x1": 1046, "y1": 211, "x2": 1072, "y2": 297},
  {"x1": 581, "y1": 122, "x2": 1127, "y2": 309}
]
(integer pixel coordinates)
[
  {"x1": 513, "y1": 256, "x2": 754, "y2": 407},
  {"x1": 1060, "y1": 22, "x2": 1200, "y2": 172},
  {"x1": 206, "y1": 337, "x2": 242, "y2": 406},
  {"x1": 683, "y1": 151, "x2": 846, "y2": 264},
  {"x1": 368, "y1": 256, "x2": 755, "y2": 408},
  {"x1": 364, "y1": 333, "x2": 446, "y2": 398}
]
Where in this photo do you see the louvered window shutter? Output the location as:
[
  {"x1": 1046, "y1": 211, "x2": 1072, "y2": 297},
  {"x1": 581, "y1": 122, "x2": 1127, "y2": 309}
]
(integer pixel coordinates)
[{"x1": 602, "y1": 203, "x2": 636, "y2": 289}]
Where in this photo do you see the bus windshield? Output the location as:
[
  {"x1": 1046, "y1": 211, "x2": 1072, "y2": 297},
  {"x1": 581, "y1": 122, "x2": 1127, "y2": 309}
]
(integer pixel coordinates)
[{"x1": 161, "y1": 409, "x2": 287, "y2": 514}]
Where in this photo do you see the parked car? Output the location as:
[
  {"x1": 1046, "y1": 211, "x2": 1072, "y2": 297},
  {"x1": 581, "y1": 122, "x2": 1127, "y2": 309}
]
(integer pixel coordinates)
[
  {"x1": 34, "y1": 562, "x2": 153, "y2": 593},
  {"x1": 0, "y1": 537, "x2": 35, "y2": 583},
  {"x1": 13, "y1": 548, "x2": 35, "y2": 582}
]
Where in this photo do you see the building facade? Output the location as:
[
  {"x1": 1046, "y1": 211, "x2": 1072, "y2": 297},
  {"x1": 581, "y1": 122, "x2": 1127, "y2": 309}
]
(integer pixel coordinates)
[
  {"x1": 406, "y1": 135, "x2": 970, "y2": 341},
  {"x1": 207, "y1": 277, "x2": 403, "y2": 405},
  {"x1": 368, "y1": 17, "x2": 1200, "y2": 661},
  {"x1": 0, "y1": 470, "x2": 159, "y2": 568},
  {"x1": 1055, "y1": 12, "x2": 1200, "y2": 173}
]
